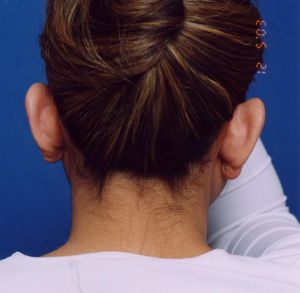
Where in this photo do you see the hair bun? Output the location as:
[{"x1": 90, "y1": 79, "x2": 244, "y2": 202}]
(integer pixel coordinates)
[
  {"x1": 91, "y1": 0, "x2": 186, "y2": 37},
  {"x1": 111, "y1": 0, "x2": 185, "y2": 23},
  {"x1": 86, "y1": 0, "x2": 186, "y2": 78}
]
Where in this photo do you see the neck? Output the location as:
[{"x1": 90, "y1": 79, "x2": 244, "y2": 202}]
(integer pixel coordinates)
[{"x1": 44, "y1": 173, "x2": 215, "y2": 259}]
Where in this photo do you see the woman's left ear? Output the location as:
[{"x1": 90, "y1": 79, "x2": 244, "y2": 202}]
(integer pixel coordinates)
[{"x1": 25, "y1": 83, "x2": 65, "y2": 163}]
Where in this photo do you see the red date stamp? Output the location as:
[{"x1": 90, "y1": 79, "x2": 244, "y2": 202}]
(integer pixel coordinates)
[{"x1": 256, "y1": 19, "x2": 267, "y2": 74}]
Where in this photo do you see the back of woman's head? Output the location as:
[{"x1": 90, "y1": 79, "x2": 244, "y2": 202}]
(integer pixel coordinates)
[{"x1": 40, "y1": 0, "x2": 264, "y2": 202}]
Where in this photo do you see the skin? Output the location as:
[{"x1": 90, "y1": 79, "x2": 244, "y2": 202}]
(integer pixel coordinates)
[{"x1": 25, "y1": 83, "x2": 265, "y2": 259}]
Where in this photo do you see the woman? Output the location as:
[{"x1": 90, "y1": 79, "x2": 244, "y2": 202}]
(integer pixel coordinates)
[{"x1": 0, "y1": 0, "x2": 299, "y2": 292}]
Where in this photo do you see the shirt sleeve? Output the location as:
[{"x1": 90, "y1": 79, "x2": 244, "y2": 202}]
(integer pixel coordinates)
[{"x1": 207, "y1": 138, "x2": 300, "y2": 266}]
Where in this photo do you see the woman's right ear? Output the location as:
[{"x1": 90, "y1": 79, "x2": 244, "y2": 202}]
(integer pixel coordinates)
[
  {"x1": 218, "y1": 98, "x2": 265, "y2": 180},
  {"x1": 25, "y1": 83, "x2": 66, "y2": 163}
]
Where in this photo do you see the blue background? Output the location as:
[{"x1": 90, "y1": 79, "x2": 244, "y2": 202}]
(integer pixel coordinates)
[{"x1": 0, "y1": 0, "x2": 299, "y2": 259}]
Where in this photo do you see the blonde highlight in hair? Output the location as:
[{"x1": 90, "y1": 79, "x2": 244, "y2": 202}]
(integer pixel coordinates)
[{"x1": 40, "y1": 0, "x2": 265, "y2": 202}]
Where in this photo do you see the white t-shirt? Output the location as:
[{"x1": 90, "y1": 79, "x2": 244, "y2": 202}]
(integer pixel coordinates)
[{"x1": 1, "y1": 138, "x2": 300, "y2": 292}]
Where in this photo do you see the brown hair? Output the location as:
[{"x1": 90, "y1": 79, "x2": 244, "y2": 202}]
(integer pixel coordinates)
[{"x1": 39, "y1": 0, "x2": 264, "y2": 202}]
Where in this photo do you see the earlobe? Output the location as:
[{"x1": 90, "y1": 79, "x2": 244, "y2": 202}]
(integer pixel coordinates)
[
  {"x1": 222, "y1": 164, "x2": 242, "y2": 180},
  {"x1": 219, "y1": 98, "x2": 265, "y2": 180},
  {"x1": 25, "y1": 83, "x2": 65, "y2": 163}
]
